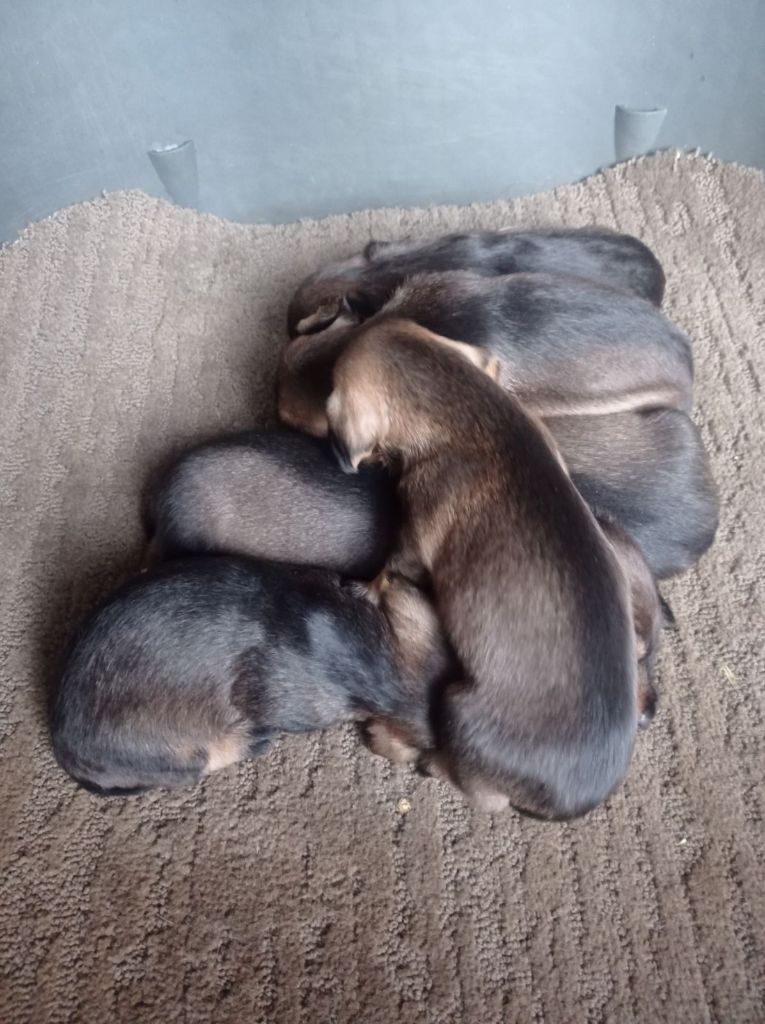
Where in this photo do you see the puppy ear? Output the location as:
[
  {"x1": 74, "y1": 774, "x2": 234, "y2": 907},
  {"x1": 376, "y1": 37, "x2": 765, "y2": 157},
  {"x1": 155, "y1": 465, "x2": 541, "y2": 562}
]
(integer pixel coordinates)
[
  {"x1": 327, "y1": 389, "x2": 385, "y2": 473},
  {"x1": 363, "y1": 571, "x2": 391, "y2": 606},
  {"x1": 427, "y1": 333, "x2": 498, "y2": 378},
  {"x1": 295, "y1": 298, "x2": 346, "y2": 336}
]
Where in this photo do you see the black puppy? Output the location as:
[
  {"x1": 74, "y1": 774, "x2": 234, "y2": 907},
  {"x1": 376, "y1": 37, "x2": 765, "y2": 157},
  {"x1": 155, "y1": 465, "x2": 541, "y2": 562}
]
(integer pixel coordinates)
[
  {"x1": 546, "y1": 408, "x2": 718, "y2": 579},
  {"x1": 50, "y1": 557, "x2": 439, "y2": 795},
  {"x1": 146, "y1": 429, "x2": 398, "y2": 579},
  {"x1": 288, "y1": 226, "x2": 665, "y2": 336}
]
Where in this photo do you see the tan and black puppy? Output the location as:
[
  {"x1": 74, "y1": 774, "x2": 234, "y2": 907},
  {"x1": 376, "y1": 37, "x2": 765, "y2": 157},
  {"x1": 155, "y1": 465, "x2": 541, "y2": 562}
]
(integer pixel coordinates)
[
  {"x1": 280, "y1": 271, "x2": 693, "y2": 433},
  {"x1": 279, "y1": 274, "x2": 714, "y2": 578},
  {"x1": 144, "y1": 413, "x2": 716, "y2": 586},
  {"x1": 327, "y1": 319, "x2": 644, "y2": 819},
  {"x1": 146, "y1": 428, "x2": 399, "y2": 580},
  {"x1": 546, "y1": 409, "x2": 718, "y2": 579},
  {"x1": 363, "y1": 520, "x2": 663, "y2": 774},
  {"x1": 287, "y1": 226, "x2": 665, "y2": 336},
  {"x1": 50, "y1": 556, "x2": 440, "y2": 796}
]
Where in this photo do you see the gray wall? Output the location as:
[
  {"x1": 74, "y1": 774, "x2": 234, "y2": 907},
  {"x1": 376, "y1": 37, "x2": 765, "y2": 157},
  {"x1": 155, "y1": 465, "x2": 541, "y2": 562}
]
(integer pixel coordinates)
[{"x1": 2, "y1": 0, "x2": 764, "y2": 240}]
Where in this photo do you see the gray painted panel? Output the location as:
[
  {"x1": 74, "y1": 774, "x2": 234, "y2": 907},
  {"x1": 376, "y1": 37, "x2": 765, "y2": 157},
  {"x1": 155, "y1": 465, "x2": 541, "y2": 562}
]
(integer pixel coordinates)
[{"x1": 1, "y1": 0, "x2": 763, "y2": 239}]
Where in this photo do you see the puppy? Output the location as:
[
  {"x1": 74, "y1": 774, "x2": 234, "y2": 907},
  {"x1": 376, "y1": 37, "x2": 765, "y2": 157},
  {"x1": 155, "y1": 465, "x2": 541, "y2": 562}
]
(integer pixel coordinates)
[
  {"x1": 50, "y1": 556, "x2": 438, "y2": 795},
  {"x1": 547, "y1": 409, "x2": 718, "y2": 579},
  {"x1": 279, "y1": 273, "x2": 713, "y2": 577},
  {"x1": 144, "y1": 415, "x2": 714, "y2": 586},
  {"x1": 280, "y1": 271, "x2": 693, "y2": 432},
  {"x1": 364, "y1": 513, "x2": 663, "y2": 773},
  {"x1": 327, "y1": 319, "x2": 644, "y2": 819},
  {"x1": 146, "y1": 428, "x2": 399, "y2": 579},
  {"x1": 287, "y1": 226, "x2": 665, "y2": 336}
]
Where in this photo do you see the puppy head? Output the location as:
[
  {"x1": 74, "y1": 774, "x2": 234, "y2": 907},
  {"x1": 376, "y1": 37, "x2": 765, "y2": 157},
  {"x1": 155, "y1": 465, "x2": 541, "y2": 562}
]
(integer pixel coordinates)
[
  {"x1": 326, "y1": 320, "x2": 500, "y2": 473},
  {"x1": 277, "y1": 319, "x2": 359, "y2": 437}
]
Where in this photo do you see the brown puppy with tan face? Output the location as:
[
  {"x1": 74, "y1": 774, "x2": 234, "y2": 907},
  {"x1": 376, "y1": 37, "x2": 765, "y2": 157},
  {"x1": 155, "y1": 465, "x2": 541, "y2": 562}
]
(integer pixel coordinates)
[
  {"x1": 327, "y1": 319, "x2": 646, "y2": 819},
  {"x1": 278, "y1": 277, "x2": 716, "y2": 579}
]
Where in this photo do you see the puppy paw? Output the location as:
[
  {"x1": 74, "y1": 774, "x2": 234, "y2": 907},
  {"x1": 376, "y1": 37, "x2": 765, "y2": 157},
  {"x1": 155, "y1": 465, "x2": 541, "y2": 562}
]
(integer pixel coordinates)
[{"x1": 361, "y1": 719, "x2": 420, "y2": 764}]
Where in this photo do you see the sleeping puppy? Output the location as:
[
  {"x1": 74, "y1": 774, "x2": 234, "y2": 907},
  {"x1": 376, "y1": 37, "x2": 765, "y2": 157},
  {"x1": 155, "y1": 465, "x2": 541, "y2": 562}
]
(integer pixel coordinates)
[
  {"x1": 50, "y1": 556, "x2": 438, "y2": 796},
  {"x1": 364, "y1": 509, "x2": 663, "y2": 774},
  {"x1": 287, "y1": 226, "x2": 665, "y2": 336},
  {"x1": 144, "y1": 413, "x2": 715, "y2": 585},
  {"x1": 326, "y1": 318, "x2": 647, "y2": 819},
  {"x1": 280, "y1": 271, "x2": 693, "y2": 431},
  {"x1": 146, "y1": 428, "x2": 399, "y2": 580},
  {"x1": 546, "y1": 409, "x2": 718, "y2": 579},
  {"x1": 279, "y1": 274, "x2": 713, "y2": 578}
]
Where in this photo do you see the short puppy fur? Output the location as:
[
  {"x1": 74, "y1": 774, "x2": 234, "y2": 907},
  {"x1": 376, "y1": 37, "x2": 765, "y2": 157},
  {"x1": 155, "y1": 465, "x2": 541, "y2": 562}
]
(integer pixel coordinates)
[
  {"x1": 279, "y1": 273, "x2": 714, "y2": 578},
  {"x1": 146, "y1": 414, "x2": 715, "y2": 585},
  {"x1": 287, "y1": 226, "x2": 665, "y2": 336},
  {"x1": 280, "y1": 271, "x2": 693, "y2": 434},
  {"x1": 50, "y1": 557, "x2": 438, "y2": 795},
  {"x1": 327, "y1": 319, "x2": 644, "y2": 819},
  {"x1": 146, "y1": 428, "x2": 399, "y2": 579},
  {"x1": 545, "y1": 409, "x2": 718, "y2": 578},
  {"x1": 364, "y1": 511, "x2": 663, "y2": 771}
]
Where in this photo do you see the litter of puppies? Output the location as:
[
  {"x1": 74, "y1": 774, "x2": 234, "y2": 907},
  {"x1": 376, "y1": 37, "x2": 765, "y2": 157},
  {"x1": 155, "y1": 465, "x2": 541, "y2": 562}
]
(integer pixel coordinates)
[{"x1": 50, "y1": 226, "x2": 718, "y2": 820}]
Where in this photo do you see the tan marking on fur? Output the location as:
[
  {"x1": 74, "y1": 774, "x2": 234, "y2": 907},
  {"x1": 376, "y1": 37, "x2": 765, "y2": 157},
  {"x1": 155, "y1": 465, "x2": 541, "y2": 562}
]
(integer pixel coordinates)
[
  {"x1": 278, "y1": 395, "x2": 329, "y2": 437},
  {"x1": 365, "y1": 719, "x2": 421, "y2": 764},
  {"x1": 423, "y1": 331, "x2": 499, "y2": 377},
  {"x1": 205, "y1": 732, "x2": 249, "y2": 774},
  {"x1": 364, "y1": 571, "x2": 391, "y2": 606},
  {"x1": 521, "y1": 386, "x2": 688, "y2": 419},
  {"x1": 470, "y1": 788, "x2": 512, "y2": 813},
  {"x1": 277, "y1": 369, "x2": 330, "y2": 437}
]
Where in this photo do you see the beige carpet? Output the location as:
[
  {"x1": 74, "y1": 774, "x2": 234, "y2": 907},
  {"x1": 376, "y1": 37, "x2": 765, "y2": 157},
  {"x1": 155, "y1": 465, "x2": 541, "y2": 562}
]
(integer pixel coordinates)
[{"x1": 0, "y1": 152, "x2": 763, "y2": 1024}]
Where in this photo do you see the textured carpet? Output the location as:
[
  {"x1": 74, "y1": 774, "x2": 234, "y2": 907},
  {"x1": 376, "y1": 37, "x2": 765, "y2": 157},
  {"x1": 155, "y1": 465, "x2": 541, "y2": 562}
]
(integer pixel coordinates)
[{"x1": 0, "y1": 152, "x2": 763, "y2": 1024}]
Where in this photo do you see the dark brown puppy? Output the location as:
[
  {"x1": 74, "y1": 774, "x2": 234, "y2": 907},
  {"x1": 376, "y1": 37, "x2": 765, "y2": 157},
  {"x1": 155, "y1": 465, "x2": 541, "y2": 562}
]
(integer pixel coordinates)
[
  {"x1": 146, "y1": 429, "x2": 399, "y2": 580},
  {"x1": 50, "y1": 556, "x2": 439, "y2": 795},
  {"x1": 287, "y1": 226, "x2": 665, "y2": 336},
  {"x1": 546, "y1": 409, "x2": 718, "y2": 579},
  {"x1": 327, "y1": 319, "x2": 643, "y2": 819},
  {"x1": 279, "y1": 277, "x2": 713, "y2": 578},
  {"x1": 364, "y1": 510, "x2": 663, "y2": 773},
  {"x1": 280, "y1": 271, "x2": 693, "y2": 432}
]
